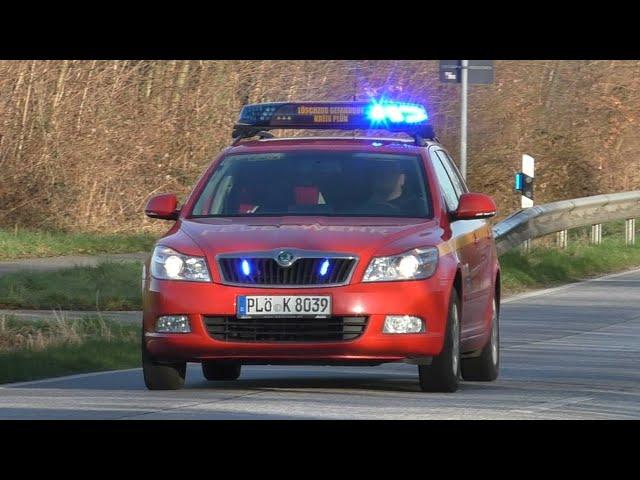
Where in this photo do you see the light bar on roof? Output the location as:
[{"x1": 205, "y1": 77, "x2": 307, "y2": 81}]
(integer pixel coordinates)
[{"x1": 233, "y1": 101, "x2": 433, "y2": 141}]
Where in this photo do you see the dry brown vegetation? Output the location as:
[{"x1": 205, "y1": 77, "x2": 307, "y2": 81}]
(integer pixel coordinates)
[
  {"x1": 0, "y1": 314, "x2": 140, "y2": 384},
  {"x1": 1, "y1": 60, "x2": 639, "y2": 233}
]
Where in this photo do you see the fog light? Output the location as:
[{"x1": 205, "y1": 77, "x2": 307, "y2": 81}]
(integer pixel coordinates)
[
  {"x1": 383, "y1": 315, "x2": 424, "y2": 334},
  {"x1": 156, "y1": 315, "x2": 191, "y2": 333}
]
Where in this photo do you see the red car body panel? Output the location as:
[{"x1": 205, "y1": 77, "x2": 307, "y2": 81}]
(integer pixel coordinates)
[{"x1": 142, "y1": 138, "x2": 500, "y2": 365}]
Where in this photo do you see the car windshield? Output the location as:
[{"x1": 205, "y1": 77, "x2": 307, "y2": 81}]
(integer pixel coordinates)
[{"x1": 190, "y1": 150, "x2": 432, "y2": 218}]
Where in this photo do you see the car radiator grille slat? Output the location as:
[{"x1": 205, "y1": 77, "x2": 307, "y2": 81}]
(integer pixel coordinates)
[{"x1": 203, "y1": 316, "x2": 368, "y2": 342}]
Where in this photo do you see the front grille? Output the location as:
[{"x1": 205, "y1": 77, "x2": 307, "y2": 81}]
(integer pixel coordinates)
[
  {"x1": 218, "y1": 257, "x2": 356, "y2": 286},
  {"x1": 204, "y1": 316, "x2": 368, "y2": 342}
]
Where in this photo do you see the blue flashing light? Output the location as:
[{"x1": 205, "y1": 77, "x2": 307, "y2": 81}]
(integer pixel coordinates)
[
  {"x1": 319, "y1": 259, "x2": 330, "y2": 276},
  {"x1": 369, "y1": 104, "x2": 386, "y2": 121},
  {"x1": 241, "y1": 259, "x2": 251, "y2": 276},
  {"x1": 365, "y1": 101, "x2": 429, "y2": 126}
]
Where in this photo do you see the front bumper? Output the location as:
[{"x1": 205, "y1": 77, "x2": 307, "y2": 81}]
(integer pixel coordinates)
[{"x1": 143, "y1": 276, "x2": 451, "y2": 364}]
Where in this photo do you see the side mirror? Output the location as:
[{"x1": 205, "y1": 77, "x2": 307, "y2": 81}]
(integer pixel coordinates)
[
  {"x1": 453, "y1": 193, "x2": 497, "y2": 220},
  {"x1": 145, "y1": 193, "x2": 179, "y2": 220}
]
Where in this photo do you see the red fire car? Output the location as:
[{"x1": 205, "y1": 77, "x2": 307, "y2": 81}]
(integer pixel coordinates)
[{"x1": 142, "y1": 101, "x2": 500, "y2": 392}]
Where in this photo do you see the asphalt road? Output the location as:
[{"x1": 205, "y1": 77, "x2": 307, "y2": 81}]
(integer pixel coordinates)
[{"x1": 1, "y1": 268, "x2": 639, "y2": 419}]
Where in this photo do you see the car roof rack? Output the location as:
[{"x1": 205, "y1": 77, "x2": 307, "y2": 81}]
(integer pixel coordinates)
[{"x1": 231, "y1": 129, "x2": 275, "y2": 144}]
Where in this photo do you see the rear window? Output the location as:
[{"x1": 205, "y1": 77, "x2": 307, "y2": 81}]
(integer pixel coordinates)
[{"x1": 190, "y1": 150, "x2": 432, "y2": 218}]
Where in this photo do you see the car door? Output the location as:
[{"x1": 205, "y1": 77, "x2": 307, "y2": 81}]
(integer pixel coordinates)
[
  {"x1": 429, "y1": 148, "x2": 477, "y2": 338},
  {"x1": 435, "y1": 150, "x2": 492, "y2": 337}
]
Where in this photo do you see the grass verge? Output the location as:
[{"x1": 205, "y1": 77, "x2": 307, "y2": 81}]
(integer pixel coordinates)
[
  {"x1": 501, "y1": 236, "x2": 640, "y2": 295},
  {"x1": 0, "y1": 228, "x2": 155, "y2": 260},
  {"x1": 0, "y1": 262, "x2": 142, "y2": 310},
  {"x1": 0, "y1": 315, "x2": 139, "y2": 384}
]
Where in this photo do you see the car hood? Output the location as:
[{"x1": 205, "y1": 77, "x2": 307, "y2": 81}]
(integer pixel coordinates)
[{"x1": 180, "y1": 216, "x2": 442, "y2": 259}]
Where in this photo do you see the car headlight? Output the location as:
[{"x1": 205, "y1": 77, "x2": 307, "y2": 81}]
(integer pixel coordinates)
[
  {"x1": 151, "y1": 246, "x2": 211, "y2": 282},
  {"x1": 363, "y1": 247, "x2": 439, "y2": 282}
]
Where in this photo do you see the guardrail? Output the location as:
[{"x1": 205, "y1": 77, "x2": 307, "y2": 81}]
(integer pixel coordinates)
[{"x1": 493, "y1": 190, "x2": 640, "y2": 256}]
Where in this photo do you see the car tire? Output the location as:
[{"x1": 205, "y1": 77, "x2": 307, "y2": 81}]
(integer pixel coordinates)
[
  {"x1": 418, "y1": 290, "x2": 461, "y2": 393},
  {"x1": 461, "y1": 296, "x2": 500, "y2": 381},
  {"x1": 142, "y1": 336, "x2": 186, "y2": 390},
  {"x1": 202, "y1": 361, "x2": 242, "y2": 381}
]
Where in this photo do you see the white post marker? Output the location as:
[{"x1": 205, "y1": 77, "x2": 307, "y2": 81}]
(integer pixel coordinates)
[
  {"x1": 591, "y1": 224, "x2": 602, "y2": 245},
  {"x1": 521, "y1": 154, "x2": 534, "y2": 209},
  {"x1": 521, "y1": 154, "x2": 534, "y2": 252},
  {"x1": 557, "y1": 229, "x2": 568, "y2": 249},
  {"x1": 626, "y1": 218, "x2": 636, "y2": 245},
  {"x1": 460, "y1": 60, "x2": 469, "y2": 180}
]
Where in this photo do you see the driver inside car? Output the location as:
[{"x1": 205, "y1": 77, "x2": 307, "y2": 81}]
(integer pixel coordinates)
[
  {"x1": 362, "y1": 163, "x2": 417, "y2": 212},
  {"x1": 371, "y1": 165, "x2": 406, "y2": 202}
]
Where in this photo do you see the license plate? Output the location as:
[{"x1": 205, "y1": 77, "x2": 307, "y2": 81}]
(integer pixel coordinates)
[{"x1": 237, "y1": 295, "x2": 331, "y2": 318}]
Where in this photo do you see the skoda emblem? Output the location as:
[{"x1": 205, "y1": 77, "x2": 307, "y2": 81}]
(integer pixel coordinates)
[{"x1": 276, "y1": 250, "x2": 294, "y2": 267}]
